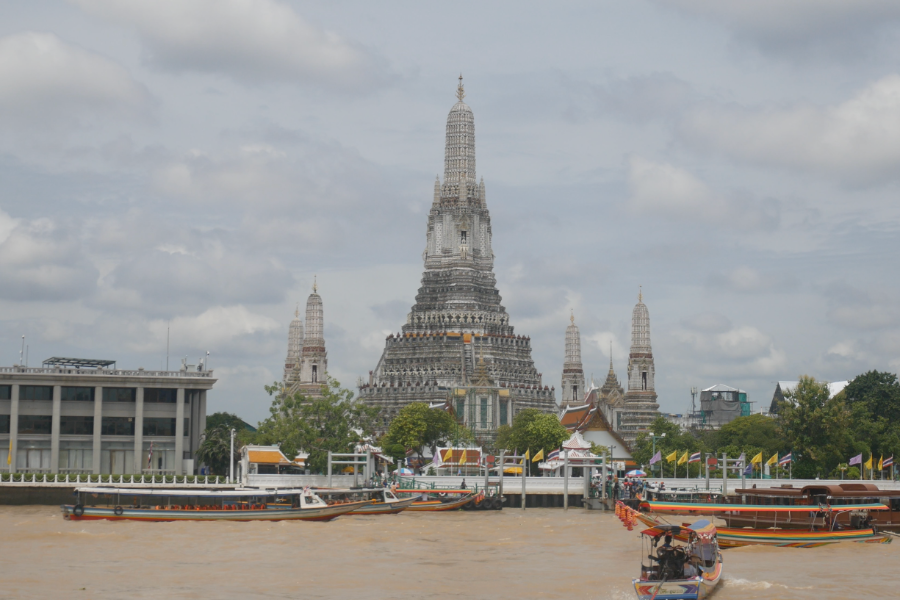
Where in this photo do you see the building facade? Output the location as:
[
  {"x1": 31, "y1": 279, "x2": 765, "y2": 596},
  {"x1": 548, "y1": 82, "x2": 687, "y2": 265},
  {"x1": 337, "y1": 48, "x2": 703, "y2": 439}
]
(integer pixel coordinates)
[
  {"x1": 359, "y1": 78, "x2": 556, "y2": 435},
  {"x1": 619, "y1": 290, "x2": 660, "y2": 446},
  {"x1": 560, "y1": 313, "x2": 585, "y2": 408},
  {"x1": 0, "y1": 358, "x2": 215, "y2": 475}
]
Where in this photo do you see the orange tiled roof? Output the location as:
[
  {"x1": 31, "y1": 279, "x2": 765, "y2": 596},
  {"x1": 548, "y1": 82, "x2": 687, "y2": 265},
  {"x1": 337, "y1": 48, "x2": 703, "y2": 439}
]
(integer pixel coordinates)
[{"x1": 248, "y1": 450, "x2": 288, "y2": 464}]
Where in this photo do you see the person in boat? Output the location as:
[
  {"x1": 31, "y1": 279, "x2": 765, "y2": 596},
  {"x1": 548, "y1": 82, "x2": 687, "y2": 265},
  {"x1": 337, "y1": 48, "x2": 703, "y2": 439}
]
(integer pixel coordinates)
[
  {"x1": 659, "y1": 534, "x2": 674, "y2": 552},
  {"x1": 460, "y1": 479, "x2": 467, "y2": 489},
  {"x1": 683, "y1": 557, "x2": 698, "y2": 578}
]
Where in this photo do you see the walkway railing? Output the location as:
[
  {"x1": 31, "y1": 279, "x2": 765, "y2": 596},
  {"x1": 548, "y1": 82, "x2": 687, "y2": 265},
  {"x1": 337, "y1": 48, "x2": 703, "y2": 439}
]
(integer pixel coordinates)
[{"x1": 0, "y1": 473, "x2": 231, "y2": 487}]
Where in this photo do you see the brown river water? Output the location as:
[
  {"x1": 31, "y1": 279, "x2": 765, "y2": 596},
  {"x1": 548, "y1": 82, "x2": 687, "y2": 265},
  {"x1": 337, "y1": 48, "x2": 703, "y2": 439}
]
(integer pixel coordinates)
[{"x1": 2, "y1": 506, "x2": 896, "y2": 599}]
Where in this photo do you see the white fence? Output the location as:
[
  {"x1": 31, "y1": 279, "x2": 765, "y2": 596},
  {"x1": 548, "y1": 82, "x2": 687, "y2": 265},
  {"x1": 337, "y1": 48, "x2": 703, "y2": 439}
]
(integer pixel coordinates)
[{"x1": 0, "y1": 473, "x2": 233, "y2": 488}]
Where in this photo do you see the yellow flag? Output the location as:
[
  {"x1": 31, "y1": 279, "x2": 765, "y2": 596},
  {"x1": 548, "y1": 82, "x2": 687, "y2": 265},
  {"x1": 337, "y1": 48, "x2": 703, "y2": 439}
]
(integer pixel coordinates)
[
  {"x1": 532, "y1": 449, "x2": 544, "y2": 462},
  {"x1": 666, "y1": 451, "x2": 677, "y2": 463},
  {"x1": 459, "y1": 449, "x2": 467, "y2": 465},
  {"x1": 678, "y1": 451, "x2": 688, "y2": 465},
  {"x1": 766, "y1": 453, "x2": 778, "y2": 466},
  {"x1": 6, "y1": 438, "x2": 10, "y2": 466},
  {"x1": 864, "y1": 455, "x2": 873, "y2": 470},
  {"x1": 879, "y1": 455, "x2": 884, "y2": 471},
  {"x1": 751, "y1": 452, "x2": 763, "y2": 465},
  {"x1": 524, "y1": 449, "x2": 530, "y2": 461}
]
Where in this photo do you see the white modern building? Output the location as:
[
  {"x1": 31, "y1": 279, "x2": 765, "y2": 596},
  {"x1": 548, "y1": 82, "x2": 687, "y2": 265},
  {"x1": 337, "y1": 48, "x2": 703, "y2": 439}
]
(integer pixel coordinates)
[{"x1": 0, "y1": 357, "x2": 215, "y2": 475}]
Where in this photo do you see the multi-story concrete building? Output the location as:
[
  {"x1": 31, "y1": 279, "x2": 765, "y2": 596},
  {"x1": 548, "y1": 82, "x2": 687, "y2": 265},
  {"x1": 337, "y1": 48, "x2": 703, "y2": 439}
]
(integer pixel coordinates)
[
  {"x1": 359, "y1": 77, "x2": 556, "y2": 434},
  {"x1": 0, "y1": 357, "x2": 215, "y2": 475}
]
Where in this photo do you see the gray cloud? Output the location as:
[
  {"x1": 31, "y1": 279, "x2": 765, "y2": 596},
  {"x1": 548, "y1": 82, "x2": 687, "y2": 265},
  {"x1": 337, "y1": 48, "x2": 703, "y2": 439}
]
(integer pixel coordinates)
[{"x1": 72, "y1": 0, "x2": 393, "y2": 90}]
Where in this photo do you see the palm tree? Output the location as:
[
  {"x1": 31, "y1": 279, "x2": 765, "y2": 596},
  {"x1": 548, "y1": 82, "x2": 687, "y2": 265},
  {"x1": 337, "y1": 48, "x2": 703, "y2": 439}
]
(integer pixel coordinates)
[{"x1": 196, "y1": 425, "x2": 240, "y2": 476}]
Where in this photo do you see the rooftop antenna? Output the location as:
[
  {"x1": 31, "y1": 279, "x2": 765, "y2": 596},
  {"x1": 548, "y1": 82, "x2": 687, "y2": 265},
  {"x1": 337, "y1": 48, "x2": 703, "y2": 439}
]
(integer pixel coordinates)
[
  {"x1": 690, "y1": 386, "x2": 698, "y2": 427},
  {"x1": 166, "y1": 321, "x2": 170, "y2": 371},
  {"x1": 25, "y1": 344, "x2": 29, "y2": 367},
  {"x1": 20, "y1": 335, "x2": 24, "y2": 366}
]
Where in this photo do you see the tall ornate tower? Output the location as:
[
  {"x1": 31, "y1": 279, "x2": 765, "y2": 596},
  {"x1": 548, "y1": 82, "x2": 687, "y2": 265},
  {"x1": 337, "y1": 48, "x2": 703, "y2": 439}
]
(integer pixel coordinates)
[
  {"x1": 283, "y1": 304, "x2": 304, "y2": 385},
  {"x1": 597, "y1": 345, "x2": 626, "y2": 429},
  {"x1": 359, "y1": 77, "x2": 556, "y2": 436},
  {"x1": 620, "y1": 288, "x2": 660, "y2": 447},
  {"x1": 292, "y1": 280, "x2": 328, "y2": 397},
  {"x1": 560, "y1": 312, "x2": 585, "y2": 408}
]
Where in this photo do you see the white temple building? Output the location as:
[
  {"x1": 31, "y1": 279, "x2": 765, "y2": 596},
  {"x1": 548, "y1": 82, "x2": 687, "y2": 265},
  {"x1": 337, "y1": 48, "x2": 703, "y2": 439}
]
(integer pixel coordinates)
[{"x1": 282, "y1": 281, "x2": 328, "y2": 398}]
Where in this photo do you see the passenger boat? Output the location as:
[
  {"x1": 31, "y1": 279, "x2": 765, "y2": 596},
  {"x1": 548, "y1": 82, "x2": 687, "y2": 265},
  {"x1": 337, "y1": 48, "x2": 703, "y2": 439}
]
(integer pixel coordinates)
[
  {"x1": 633, "y1": 520, "x2": 723, "y2": 600},
  {"x1": 631, "y1": 501, "x2": 893, "y2": 547},
  {"x1": 61, "y1": 487, "x2": 371, "y2": 522},
  {"x1": 347, "y1": 489, "x2": 416, "y2": 515}
]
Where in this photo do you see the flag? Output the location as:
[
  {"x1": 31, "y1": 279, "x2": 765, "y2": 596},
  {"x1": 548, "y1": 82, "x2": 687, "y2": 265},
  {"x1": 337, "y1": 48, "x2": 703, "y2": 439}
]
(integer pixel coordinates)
[
  {"x1": 883, "y1": 456, "x2": 894, "y2": 468},
  {"x1": 778, "y1": 452, "x2": 792, "y2": 466},
  {"x1": 849, "y1": 453, "x2": 862, "y2": 466},
  {"x1": 751, "y1": 452, "x2": 763, "y2": 465},
  {"x1": 532, "y1": 449, "x2": 544, "y2": 463},
  {"x1": 742, "y1": 463, "x2": 753, "y2": 476},
  {"x1": 433, "y1": 448, "x2": 444, "y2": 468},
  {"x1": 736, "y1": 452, "x2": 746, "y2": 467},
  {"x1": 878, "y1": 455, "x2": 883, "y2": 471},
  {"x1": 665, "y1": 451, "x2": 677, "y2": 463},
  {"x1": 864, "y1": 455, "x2": 873, "y2": 470},
  {"x1": 6, "y1": 438, "x2": 10, "y2": 466},
  {"x1": 548, "y1": 449, "x2": 560, "y2": 461},
  {"x1": 649, "y1": 451, "x2": 662, "y2": 465},
  {"x1": 147, "y1": 441, "x2": 154, "y2": 469},
  {"x1": 688, "y1": 452, "x2": 701, "y2": 463},
  {"x1": 459, "y1": 449, "x2": 467, "y2": 465},
  {"x1": 766, "y1": 453, "x2": 778, "y2": 466},
  {"x1": 677, "y1": 451, "x2": 688, "y2": 465},
  {"x1": 524, "y1": 449, "x2": 530, "y2": 461}
]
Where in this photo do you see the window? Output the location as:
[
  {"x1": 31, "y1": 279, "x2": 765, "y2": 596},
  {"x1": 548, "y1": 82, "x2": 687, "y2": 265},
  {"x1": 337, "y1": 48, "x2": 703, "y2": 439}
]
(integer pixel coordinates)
[
  {"x1": 312, "y1": 365, "x2": 318, "y2": 383},
  {"x1": 0, "y1": 385, "x2": 10, "y2": 400},
  {"x1": 103, "y1": 388, "x2": 135, "y2": 402},
  {"x1": 143, "y1": 418, "x2": 176, "y2": 436},
  {"x1": 144, "y1": 389, "x2": 176, "y2": 403},
  {"x1": 59, "y1": 442, "x2": 93, "y2": 472},
  {"x1": 460, "y1": 230, "x2": 467, "y2": 244},
  {"x1": 20, "y1": 386, "x2": 52, "y2": 401},
  {"x1": 0, "y1": 414, "x2": 9, "y2": 434},
  {"x1": 101, "y1": 417, "x2": 134, "y2": 436},
  {"x1": 641, "y1": 372, "x2": 648, "y2": 390},
  {"x1": 573, "y1": 385, "x2": 578, "y2": 400},
  {"x1": 480, "y1": 397, "x2": 488, "y2": 426},
  {"x1": 455, "y1": 399, "x2": 465, "y2": 420},
  {"x1": 60, "y1": 416, "x2": 94, "y2": 435},
  {"x1": 62, "y1": 387, "x2": 94, "y2": 402},
  {"x1": 18, "y1": 415, "x2": 52, "y2": 434},
  {"x1": 184, "y1": 418, "x2": 190, "y2": 435},
  {"x1": 499, "y1": 401, "x2": 507, "y2": 426}
]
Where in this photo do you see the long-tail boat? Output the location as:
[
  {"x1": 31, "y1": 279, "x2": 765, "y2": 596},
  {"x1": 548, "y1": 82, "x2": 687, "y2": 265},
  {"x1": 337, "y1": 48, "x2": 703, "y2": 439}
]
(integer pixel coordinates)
[
  {"x1": 633, "y1": 520, "x2": 723, "y2": 600},
  {"x1": 406, "y1": 491, "x2": 483, "y2": 511},
  {"x1": 347, "y1": 489, "x2": 416, "y2": 515},
  {"x1": 632, "y1": 501, "x2": 893, "y2": 547},
  {"x1": 61, "y1": 487, "x2": 371, "y2": 522}
]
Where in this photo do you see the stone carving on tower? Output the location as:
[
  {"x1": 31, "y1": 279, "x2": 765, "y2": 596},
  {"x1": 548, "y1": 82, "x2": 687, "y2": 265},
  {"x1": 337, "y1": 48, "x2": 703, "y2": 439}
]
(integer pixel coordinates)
[
  {"x1": 619, "y1": 288, "x2": 660, "y2": 446},
  {"x1": 560, "y1": 312, "x2": 585, "y2": 408},
  {"x1": 596, "y1": 344, "x2": 626, "y2": 433},
  {"x1": 283, "y1": 304, "x2": 304, "y2": 385},
  {"x1": 287, "y1": 279, "x2": 328, "y2": 398},
  {"x1": 359, "y1": 77, "x2": 556, "y2": 437}
]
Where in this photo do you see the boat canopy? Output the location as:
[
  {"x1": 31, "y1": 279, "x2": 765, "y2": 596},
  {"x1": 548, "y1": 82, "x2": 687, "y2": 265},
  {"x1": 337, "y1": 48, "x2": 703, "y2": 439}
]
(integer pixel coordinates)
[
  {"x1": 642, "y1": 500, "x2": 889, "y2": 513},
  {"x1": 74, "y1": 487, "x2": 312, "y2": 498}
]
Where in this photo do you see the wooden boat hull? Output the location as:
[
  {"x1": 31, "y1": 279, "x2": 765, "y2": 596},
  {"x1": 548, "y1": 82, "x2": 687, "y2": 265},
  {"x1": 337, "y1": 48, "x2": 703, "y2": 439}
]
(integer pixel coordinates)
[
  {"x1": 633, "y1": 563, "x2": 722, "y2": 600},
  {"x1": 719, "y1": 511, "x2": 900, "y2": 533},
  {"x1": 406, "y1": 494, "x2": 477, "y2": 512},
  {"x1": 60, "y1": 500, "x2": 370, "y2": 522},
  {"x1": 348, "y1": 497, "x2": 416, "y2": 515}
]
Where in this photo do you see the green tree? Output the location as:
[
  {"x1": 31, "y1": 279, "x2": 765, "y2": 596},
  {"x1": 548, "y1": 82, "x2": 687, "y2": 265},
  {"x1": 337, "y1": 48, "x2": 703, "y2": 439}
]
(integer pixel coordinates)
[
  {"x1": 253, "y1": 376, "x2": 380, "y2": 473},
  {"x1": 777, "y1": 375, "x2": 854, "y2": 478},
  {"x1": 206, "y1": 412, "x2": 250, "y2": 432},
  {"x1": 382, "y1": 402, "x2": 456, "y2": 458},
  {"x1": 839, "y1": 371, "x2": 900, "y2": 466},
  {"x1": 499, "y1": 409, "x2": 568, "y2": 474},
  {"x1": 196, "y1": 425, "x2": 240, "y2": 476}
]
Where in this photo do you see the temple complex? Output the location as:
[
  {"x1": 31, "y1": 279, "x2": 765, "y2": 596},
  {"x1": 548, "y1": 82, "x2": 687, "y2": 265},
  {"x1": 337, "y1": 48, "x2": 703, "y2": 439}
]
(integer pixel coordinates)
[
  {"x1": 560, "y1": 312, "x2": 585, "y2": 408},
  {"x1": 359, "y1": 77, "x2": 556, "y2": 437},
  {"x1": 282, "y1": 281, "x2": 328, "y2": 398}
]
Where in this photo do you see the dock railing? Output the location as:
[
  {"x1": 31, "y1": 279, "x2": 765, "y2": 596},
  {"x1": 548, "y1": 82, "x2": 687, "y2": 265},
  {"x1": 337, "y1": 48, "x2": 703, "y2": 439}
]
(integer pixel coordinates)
[{"x1": 0, "y1": 472, "x2": 231, "y2": 487}]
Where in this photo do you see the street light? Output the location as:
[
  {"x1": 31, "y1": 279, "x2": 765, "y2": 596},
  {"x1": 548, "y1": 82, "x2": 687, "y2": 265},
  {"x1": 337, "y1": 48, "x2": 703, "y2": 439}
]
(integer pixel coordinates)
[
  {"x1": 229, "y1": 428, "x2": 235, "y2": 484},
  {"x1": 651, "y1": 433, "x2": 666, "y2": 478}
]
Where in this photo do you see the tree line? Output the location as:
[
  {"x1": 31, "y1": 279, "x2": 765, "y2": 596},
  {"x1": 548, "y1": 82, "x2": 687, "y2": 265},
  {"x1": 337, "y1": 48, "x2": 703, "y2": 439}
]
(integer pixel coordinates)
[{"x1": 632, "y1": 371, "x2": 900, "y2": 479}]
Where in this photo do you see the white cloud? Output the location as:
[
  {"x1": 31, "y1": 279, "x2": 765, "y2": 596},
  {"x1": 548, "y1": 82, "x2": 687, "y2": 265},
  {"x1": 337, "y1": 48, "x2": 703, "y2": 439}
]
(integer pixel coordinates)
[
  {"x1": 587, "y1": 332, "x2": 627, "y2": 366},
  {"x1": 0, "y1": 32, "x2": 152, "y2": 130},
  {"x1": 678, "y1": 75, "x2": 900, "y2": 183},
  {"x1": 72, "y1": 0, "x2": 390, "y2": 89},
  {"x1": 136, "y1": 306, "x2": 280, "y2": 353}
]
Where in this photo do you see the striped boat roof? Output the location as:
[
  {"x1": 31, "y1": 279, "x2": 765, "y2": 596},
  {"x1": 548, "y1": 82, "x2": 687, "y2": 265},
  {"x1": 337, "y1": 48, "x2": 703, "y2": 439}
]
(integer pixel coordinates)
[{"x1": 643, "y1": 500, "x2": 889, "y2": 513}]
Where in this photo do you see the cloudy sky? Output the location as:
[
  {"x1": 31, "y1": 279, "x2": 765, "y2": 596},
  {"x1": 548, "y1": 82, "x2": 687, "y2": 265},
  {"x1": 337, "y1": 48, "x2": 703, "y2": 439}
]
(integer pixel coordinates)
[{"x1": 2, "y1": 0, "x2": 900, "y2": 424}]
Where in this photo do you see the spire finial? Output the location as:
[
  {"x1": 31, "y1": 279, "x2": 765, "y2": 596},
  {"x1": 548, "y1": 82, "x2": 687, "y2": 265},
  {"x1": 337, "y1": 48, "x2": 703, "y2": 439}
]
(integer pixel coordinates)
[
  {"x1": 570, "y1": 309, "x2": 574, "y2": 325},
  {"x1": 313, "y1": 275, "x2": 317, "y2": 294},
  {"x1": 456, "y1": 74, "x2": 465, "y2": 102},
  {"x1": 638, "y1": 285, "x2": 642, "y2": 303},
  {"x1": 609, "y1": 341, "x2": 614, "y2": 368},
  {"x1": 295, "y1": 302, "x2": 299, "y2": 318}
]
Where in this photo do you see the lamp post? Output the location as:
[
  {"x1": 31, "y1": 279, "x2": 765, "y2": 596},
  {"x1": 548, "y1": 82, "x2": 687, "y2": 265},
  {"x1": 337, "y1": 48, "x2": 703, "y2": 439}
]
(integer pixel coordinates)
[
  {"x1": 229, "y1": 428, "x2": 235, "y2": 484},
  {"x1": 651, "y1": 433, "x2": 666, "y2": 478}
]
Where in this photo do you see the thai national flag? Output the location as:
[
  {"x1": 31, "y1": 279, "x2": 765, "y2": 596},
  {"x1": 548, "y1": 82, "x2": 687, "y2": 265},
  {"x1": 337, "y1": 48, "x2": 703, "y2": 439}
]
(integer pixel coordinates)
[
  {"x1": 548, "y1": 449, "x2": 560, "y2": 461},
  {"x1": 688, "y1": 452, "x2": 701, "y2": 463},
  {"x1": 884, "y1": 456, "x2": 894, "y2": 468},
  {"x1": 778, "y1": 452, "x2": 792, "y2": 466}
]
